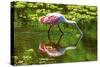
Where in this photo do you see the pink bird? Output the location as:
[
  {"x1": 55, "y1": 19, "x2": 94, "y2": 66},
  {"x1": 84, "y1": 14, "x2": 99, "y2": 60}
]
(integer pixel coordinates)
[{"x1": 39, "y1": 13, "x2": 83, "y2": 46}]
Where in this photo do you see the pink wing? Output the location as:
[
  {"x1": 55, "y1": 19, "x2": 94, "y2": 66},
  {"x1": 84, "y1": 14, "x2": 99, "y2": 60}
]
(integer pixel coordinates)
[{"x1": 43, "y1": 16, "x2": 60, "y2": 24}]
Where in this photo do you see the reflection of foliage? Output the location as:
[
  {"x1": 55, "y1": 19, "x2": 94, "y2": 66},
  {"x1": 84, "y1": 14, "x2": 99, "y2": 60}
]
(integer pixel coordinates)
[
  {"x1": 22, "y1": 49, "x2": 34, "y2": 64},
  {"x1": 13, "y1": 49, "x2": 38, "y2": 65}
]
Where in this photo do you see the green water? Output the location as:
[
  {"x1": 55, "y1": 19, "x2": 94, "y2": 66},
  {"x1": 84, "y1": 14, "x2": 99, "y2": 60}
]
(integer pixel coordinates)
[{"x1": 13, "y1": 25, "x2": 97, "y2": 65}]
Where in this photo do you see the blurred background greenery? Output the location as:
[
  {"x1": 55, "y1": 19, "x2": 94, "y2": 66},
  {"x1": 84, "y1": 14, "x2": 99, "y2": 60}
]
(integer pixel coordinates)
[{"x1": 11, "y1": 1, "x2": 97, "y2": 65}]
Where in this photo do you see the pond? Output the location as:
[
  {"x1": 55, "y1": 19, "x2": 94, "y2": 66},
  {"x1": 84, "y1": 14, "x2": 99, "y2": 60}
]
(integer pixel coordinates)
[{"x1": 13, "y1": 24, "x2": 97, "y2": 65}]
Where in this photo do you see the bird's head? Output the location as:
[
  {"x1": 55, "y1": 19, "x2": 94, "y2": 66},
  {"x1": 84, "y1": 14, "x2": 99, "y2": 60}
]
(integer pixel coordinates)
[{"x1": 39, "y1": 16, "x2": 46, "y2": 23}]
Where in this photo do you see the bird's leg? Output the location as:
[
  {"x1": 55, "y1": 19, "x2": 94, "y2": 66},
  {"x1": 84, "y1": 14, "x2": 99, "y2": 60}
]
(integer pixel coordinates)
[
  {"x1": 54, "y1": 33, "x2": 63, "y2": 49},
  {"x1": 52, "y1": 25, "x2": 64, "y2": 49},
  {"x1": 48, "y1": 25, "x2": 52, "y2": 43},
  {"x1": 57, "y1": 33, "x2": 63, "y2": 44},
  {"x1": 74, "y1": 23, "x2": 83, "y2": 46},
  {"x1": 58, "y1": 24, "x2": 64, "y2": 34}
]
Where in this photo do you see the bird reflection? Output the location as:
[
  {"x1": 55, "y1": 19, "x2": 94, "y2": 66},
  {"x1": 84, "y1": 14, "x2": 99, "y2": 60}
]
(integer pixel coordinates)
[{"x1": 39, "y1": 33, "x2": 76, "y2": 57}]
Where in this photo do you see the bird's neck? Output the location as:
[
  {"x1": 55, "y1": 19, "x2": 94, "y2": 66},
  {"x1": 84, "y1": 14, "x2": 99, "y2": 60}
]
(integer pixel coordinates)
[{"x1": 65, "y1": 19, "x2": 75, "y2": 24}]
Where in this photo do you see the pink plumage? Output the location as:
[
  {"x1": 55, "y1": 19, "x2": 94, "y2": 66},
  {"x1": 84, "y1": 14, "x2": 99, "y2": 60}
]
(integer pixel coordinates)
[{"x1": 39, "y1": 15, "x2": 60, "y2": 25}]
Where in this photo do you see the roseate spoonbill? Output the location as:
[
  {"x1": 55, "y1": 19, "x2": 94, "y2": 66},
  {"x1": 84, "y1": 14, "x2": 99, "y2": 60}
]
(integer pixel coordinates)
[{"x1": 39, "y1": 13, "x2": 83, "y2": 45}]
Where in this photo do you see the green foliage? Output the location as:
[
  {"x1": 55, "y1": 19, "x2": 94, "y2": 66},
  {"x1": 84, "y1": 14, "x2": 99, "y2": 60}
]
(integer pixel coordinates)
[
  {"x1": 14, "y1": 1, "x2": 27, "y2": 8},
  {"x1": 12, "y1": 1, "x2": 97, "y2": 27}
]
